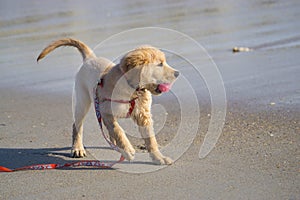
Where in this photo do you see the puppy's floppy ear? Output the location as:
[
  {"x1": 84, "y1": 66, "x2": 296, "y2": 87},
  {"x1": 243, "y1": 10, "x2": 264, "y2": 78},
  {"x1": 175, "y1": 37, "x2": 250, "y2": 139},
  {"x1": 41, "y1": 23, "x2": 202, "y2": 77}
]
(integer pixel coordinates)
[
  {"x1": 120, "y1": 51, "x2": 148, "y2": 72},
  {"x1": 120, "y1": 55, "x2": 131, "y2": 73}
]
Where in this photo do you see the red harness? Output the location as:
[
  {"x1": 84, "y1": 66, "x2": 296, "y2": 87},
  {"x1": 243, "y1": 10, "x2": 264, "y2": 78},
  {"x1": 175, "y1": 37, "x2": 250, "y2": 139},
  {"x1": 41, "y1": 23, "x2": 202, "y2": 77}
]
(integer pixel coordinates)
[{"x1": 98, "y1": 79, "x2": 137, "y2": 117}]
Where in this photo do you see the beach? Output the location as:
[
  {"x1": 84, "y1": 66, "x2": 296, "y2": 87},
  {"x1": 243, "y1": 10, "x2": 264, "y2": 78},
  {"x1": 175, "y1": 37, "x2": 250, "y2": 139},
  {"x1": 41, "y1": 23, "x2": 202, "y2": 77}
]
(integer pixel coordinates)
[{"x1": 0, "y1": 0, "x2": 299, "y2": 199}]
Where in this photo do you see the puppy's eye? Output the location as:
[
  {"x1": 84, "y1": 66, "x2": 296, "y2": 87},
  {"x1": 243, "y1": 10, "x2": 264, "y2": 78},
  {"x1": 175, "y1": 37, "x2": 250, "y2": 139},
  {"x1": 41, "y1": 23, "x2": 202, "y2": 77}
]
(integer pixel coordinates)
[{"x1": 157, "y1": 62, "x2": 163, "y2": 67}]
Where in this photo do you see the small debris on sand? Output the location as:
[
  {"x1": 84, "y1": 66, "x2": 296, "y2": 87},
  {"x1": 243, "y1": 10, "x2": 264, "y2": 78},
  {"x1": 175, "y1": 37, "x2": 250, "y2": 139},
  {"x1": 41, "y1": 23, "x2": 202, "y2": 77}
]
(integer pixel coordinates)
[{"x1": 232, "y1": 46, "x2": 252, "y2": 53}]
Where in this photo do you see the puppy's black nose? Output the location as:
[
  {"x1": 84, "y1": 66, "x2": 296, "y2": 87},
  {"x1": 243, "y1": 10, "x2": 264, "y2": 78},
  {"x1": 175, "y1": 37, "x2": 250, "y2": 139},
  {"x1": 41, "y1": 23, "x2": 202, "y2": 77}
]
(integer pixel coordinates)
[{"x1": 174, "y1": 71, "x2": 180, "y2": 78}]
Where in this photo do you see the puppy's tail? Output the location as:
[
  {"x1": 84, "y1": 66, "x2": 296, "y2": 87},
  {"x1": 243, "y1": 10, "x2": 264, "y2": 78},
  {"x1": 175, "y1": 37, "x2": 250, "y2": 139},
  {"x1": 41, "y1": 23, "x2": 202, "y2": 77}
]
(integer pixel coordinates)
[{"x1": 37, "y1": 38, "x2": 96, "y2": 62}]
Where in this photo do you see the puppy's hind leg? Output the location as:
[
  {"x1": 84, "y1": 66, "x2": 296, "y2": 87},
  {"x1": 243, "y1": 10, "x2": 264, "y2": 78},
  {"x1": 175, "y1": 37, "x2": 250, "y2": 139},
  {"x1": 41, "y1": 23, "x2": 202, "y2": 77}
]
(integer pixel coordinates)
[{"x1": 71, "y1": 84, "x2": 91, "y2": 158}]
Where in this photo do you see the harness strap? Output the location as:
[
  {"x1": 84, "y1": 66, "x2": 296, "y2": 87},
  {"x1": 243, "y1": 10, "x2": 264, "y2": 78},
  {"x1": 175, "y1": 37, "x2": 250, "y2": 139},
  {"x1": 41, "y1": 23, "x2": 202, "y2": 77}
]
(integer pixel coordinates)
[
  {"x1": 98, "y1": 78, "x2": 137, "y2": 118},
  {"x1": 129, "y1": 99, "x2": 136, "y2": 117}
]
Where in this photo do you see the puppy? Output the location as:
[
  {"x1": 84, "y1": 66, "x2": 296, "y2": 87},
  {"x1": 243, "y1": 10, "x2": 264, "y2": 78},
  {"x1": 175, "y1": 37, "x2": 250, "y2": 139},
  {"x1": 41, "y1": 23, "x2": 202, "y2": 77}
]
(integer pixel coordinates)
[{"x1": 37, "y1": 38, "x2": 179, "y2": 165}]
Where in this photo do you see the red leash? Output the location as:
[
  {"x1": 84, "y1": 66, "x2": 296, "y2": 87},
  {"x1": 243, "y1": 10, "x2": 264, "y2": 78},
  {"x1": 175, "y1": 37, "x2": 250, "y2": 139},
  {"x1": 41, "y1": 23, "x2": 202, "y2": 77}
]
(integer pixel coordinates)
[
  {"x1": 0, "y1": 80, "x2": 128, "y2": 172},
  {"x1": 0, "y1": 158, "x2": 125, "y2": 172}
]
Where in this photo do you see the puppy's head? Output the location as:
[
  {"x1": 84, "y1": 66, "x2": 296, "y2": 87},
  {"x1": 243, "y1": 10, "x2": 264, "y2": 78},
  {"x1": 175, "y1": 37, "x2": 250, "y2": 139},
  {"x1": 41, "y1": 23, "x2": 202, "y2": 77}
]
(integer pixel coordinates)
[{"x1": 120, "y1": 46, "x2": 179, "y2": 95}]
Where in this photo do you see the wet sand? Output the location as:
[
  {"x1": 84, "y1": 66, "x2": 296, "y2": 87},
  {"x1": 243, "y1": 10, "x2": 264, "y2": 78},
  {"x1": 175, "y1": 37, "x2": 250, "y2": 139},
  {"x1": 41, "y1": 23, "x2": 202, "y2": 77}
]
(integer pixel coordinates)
[{"x1": 1, "y1": 0, "x2": 299, "y2": 199}]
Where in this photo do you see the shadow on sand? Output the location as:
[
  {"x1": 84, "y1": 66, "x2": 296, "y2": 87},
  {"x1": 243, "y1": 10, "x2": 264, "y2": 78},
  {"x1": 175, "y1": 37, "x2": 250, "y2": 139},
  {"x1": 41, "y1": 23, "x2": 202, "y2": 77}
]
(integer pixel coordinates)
[{"x1": 0, "y1": 146, "x2": 154, "y2": 171}]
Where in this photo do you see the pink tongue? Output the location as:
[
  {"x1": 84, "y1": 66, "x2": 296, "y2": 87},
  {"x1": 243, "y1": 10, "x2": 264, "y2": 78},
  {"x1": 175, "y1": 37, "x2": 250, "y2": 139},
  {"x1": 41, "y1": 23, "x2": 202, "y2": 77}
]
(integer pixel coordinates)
[{"x1": 158, "y1": 83, "x2": 171, "y2": 92}]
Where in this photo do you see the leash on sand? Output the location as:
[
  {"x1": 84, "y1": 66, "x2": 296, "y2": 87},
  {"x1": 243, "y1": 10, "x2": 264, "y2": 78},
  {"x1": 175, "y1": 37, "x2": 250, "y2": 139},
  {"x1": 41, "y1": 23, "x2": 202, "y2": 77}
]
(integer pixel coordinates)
[{"x1": 0, "y1": 81, "x2": 126, "y2": 172}]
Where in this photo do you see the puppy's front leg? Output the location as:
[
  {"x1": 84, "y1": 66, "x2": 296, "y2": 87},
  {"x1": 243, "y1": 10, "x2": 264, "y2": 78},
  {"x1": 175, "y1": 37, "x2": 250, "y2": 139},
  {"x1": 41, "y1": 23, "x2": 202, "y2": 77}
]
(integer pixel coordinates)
[
  {"x1": 138, "y1": 121, "x2": 173, "y2": 165},
  {"x1": 102, "y1": 114, "x2": 135, "y2": 161}
]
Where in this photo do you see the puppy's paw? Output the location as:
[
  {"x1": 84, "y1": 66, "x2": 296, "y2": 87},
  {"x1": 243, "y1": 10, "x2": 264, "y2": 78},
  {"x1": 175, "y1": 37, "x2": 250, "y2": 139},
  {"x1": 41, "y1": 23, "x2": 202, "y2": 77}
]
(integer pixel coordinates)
[
  {"x1": 119, "y1": 146, "x2": 135, "y2": 161},
  {"x1": 150, "y1": 151, "x2": 173, "y2": 165},
  {"x1": 71, "y1": 148, "x2": 86, "y2": 158}
]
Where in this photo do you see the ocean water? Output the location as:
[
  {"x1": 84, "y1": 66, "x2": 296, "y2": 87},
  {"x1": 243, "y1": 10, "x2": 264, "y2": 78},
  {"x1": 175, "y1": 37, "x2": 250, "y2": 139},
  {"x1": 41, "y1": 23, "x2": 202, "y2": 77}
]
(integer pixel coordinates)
[{"x1": 0, "y1": 0, "x2": 299, "y2": 99}]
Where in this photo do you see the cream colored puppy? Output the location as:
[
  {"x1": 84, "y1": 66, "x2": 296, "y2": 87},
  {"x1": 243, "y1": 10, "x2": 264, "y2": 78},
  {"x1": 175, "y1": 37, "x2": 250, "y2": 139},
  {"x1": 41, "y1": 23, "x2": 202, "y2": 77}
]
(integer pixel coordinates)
[{"x1": 37, "y1": 38, "x2": 179, "y2": 165}]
